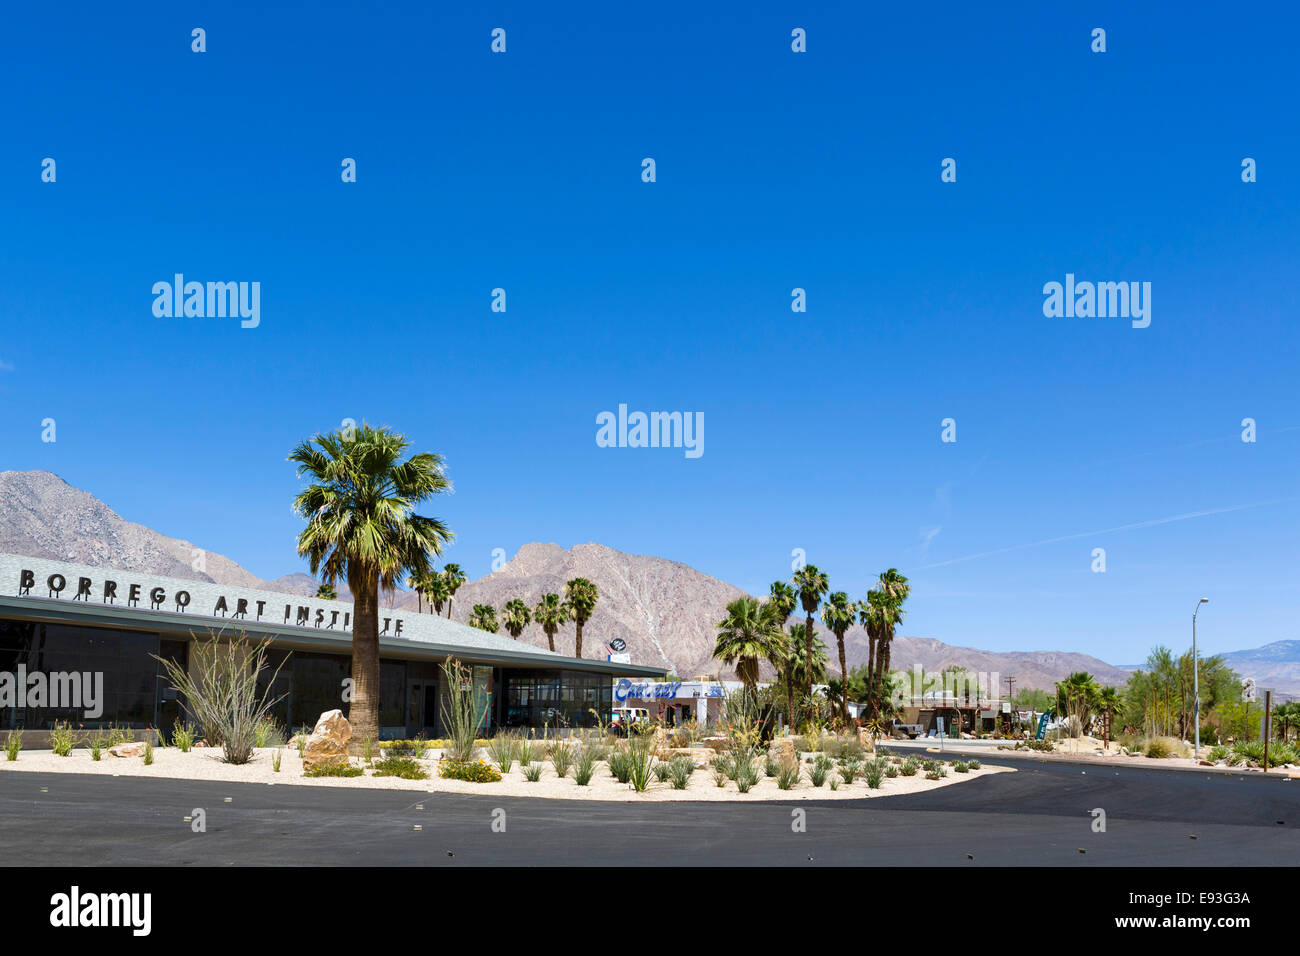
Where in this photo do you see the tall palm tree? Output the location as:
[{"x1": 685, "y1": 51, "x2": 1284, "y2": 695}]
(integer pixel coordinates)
[
  {"x1": 406, "y1": 573, "x2": 423, "y2": 613},
  {"x1": 533, "y1": 593, "x2": 570, "y2": 652},
  {"x1": 820, "y1": 591, "x2": 856, "y2": 726},
  {"x1": 564, "y1": 578, "x2": 599, "y2": 659},
  {"x1": 786, "y1": 623, "x2": 828, "y2": 698},
  {"x1": 501, "y1": 598, "x2": 531, "y2": 641},
  {"x1": 315, "y1": 583, "x2": 337, "y2": 600},
  {"x1": 442, "y1": 563, "x2": 466, "y2": 619},
  {"x1": 713, "y1": 597, "x2": 787, "y2": 692},
  {"x1": 426, "y1": 572, "x2": 450, "y2": 616},
  {"x1": 289, "y1": 422, "x2": 453, "y2": 746},
  {"x1": 792, "y1": 565, "x2": 829, "y2": 696},
  {"x1": 769, "y1": 582, "x2": 799, "y2": 727},
  {"x1": 1096, "y1": 685, "x2": 1123, "y2": 747},
  {"x1": 468, "y1": 604, "x2": 499, "y2": 633}
]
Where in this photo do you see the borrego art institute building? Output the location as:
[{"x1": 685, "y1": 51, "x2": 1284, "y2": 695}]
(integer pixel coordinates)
[{"x1": 0, "y1": 552, "x2": 664, "y2": 740}]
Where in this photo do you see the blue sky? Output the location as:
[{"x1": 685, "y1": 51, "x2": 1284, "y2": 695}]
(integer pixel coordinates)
[{"x1": 2, "y1": 2, "x2": 1297, "y2": 665}]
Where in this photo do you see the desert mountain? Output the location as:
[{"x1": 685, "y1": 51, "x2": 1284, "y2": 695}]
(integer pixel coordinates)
[
  {"x1": 1220, "y1": 641, "x2": 1300, "y2": 696},
  {"x1": 3, "y1": 469, "x2": 1151, "y2": 689}
]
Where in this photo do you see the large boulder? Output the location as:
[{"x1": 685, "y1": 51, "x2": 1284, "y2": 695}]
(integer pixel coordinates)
[
  {"x1": 109, "y1": 742, "x2": 146, "y2": 758},
  {"x1": 302, "y1": 709, "x2": 352, "y2": 772}
]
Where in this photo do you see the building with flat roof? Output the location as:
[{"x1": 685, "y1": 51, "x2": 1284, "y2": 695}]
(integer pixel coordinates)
[{"x1": 0, "y1": 552, "x2": 664, "y2": 740}]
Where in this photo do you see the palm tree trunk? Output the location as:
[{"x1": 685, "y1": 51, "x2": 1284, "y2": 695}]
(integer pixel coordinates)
[
  {"x1": 347, "y1": 568, "x2": 381, "y2": 751},
  {"x1": 546, "y1": 627, "x2": 555, "y2": 652},
  {"x1": 575, "y1": 619, "x2": 584, "y2": 659},
  {"x1": 836, "y1": 635, "x2": 849, "y2": 727},
  {"x1": 805, "y1": 613, "x2": 815, "y2": 696},
  {"x1": 866, "y1": 634, "x2": 877, "y2": 718}
]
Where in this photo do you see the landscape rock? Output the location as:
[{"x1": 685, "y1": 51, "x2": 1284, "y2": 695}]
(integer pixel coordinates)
[
  {"x1": 108, "y1": 742, "x2": 146, "y2": 757},
  {"x1": 302, "y1": 709, "x2": 352, "y2": 771}
]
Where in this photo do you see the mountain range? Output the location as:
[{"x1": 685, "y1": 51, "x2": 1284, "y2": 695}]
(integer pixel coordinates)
[{"x1": 3, "y1": 469, "x2": 1295, "y2": 693}]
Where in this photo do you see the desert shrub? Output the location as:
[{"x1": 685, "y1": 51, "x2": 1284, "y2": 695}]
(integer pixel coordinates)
[
  {"x1": 522, "y1": 762, "x2": 543, "y2": 782},
  {"x1": 900, "y1": 757, "x2": 920, "y2": 776},
  {"x1": 808, "y1": 754, "x2": 832, "y2": 787},
  {"x1": 764, "y1": 755, "x2": 779, "y2": 777},
  {"x1": 712, "y1": 767, "x2": 729, "y2": 787},
  {"x1": 733, "y1": 756, "x2": 760, "y2": 793},
  {"x1": 488, "y1": 732, "x2": 518, "y2": 774},
  {"x1": 968, "y1": 759, "x2": 981, "y2": 770},
  {"x1": 439, "y1": 659, "x2": 487, "y2": 763},
  {"x1": 5, "y1": 730, "x2": 22, "y2": 761},
  {"x1": 373, "y1": 755, "x2": 429, "y2": 780},
  {"x1": 1233, "y1": 740, "x2": 1299, "y2": 769},
  {"x1": 828, "y1": 777, "x2": 839, "y2": 791},
  {"x1": 305, "y1": 763, "x2": 363, "y2": 778},
  {"x1": 885, "y1": 763, "x2": 899, "y2": 778},
  {"x1": 439, "y1": 759, "x2": 501, "y2": 783},
  {"x1": 170, "y1": 722, "x2": 195, "y2": 752},
  {"x1": 953, "y1": 760, "x2": 970, "y2": 773},
  {"x1": 776, "y1": 759, "x2": 800, "y2": 790},
  {"x1": 608, "y1": 750, "x2": 633, "y2": 783},
  {"x1": 574, "y1": 749, "x2": 597, "y2": 786},
  {"x1": 653, "y1": 762, "x2": 673, "y2": 783},
  {"x1": 143, "y1": 742, "x2": 154, "y2": 765},
  {"x1": 627, "y1": 739, "x2": 657, "y2": 792},
  {"x1": 549, "y1": 740, "x2": 575, "y2": 779},
  {"x1": 518, "y1": 739, "x2": 544, "y2": 764},
  {"x1": 669, "y1": 756, "x2": 694, "y2": 790},
  {"x1": 50, "y1": 721, "x2": 81, "y2": 756},
  {"x1": 864, "y1": 760, "x2": 885, "y2": 789},
  {"x1": 1208, "y1": 745, "x2": 1230, "y2": 762},
  {"x1": 839, "y1": 758, "x2": 861, "y2": 784},
  {"x1": 106, "y1": 724, "x2": 134, "y2": 747},
  {"x1": 89, "y1": 732, "x2": 105, "y2": 761},
  {"x1": 272, "y1": 749, "x2": 282, "y2": 772},
  {"x1": 253, "y1": 718, "x2": 285, "y2": 749},
  {"x1": 154, "y1": 632, "x2": 288, "y2": 765},
  {"x1": 1143, "y1": 737, "x2": 1184, "y2": 759}
]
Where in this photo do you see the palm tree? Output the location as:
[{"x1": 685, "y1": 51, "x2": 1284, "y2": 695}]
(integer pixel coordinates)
[
  {"x1": 786, "y1": 622, "x2": 828, "y2": 701},
  {"x1": 713, "y1": 597, "x2": 787, "y2": 692},
  {"x1": 533, "y1": 593, "x2": 570, "y2": 652},
  {"x1": 405, "y1": 573, "x2": 423, "y2": 613},
  {"x1": 564, "y1": 577, "x2": 599, "y2": 658},
  {"x1": 442, "y1": 563, "x2": 466, "y2": 619},
  {"x1": 1096, "y1": 685, "x2": 1123, "y2": 747},
  {"x1": 427, "y1": 572, "x2": 450, "y2": 616},
  {"x1": 819, "y1": 591, "x2": 856, "y2": 726},
  {"x1": 315, "y1": 583, "x2": 337, "y2": 600},
  {"x1": 468, "y1": 604, "x2": 499, "y2": 633},
  {"x1": 289, "y1": 422, "x2": 453, "y2": 746},
  {"x1": 501, "y1": 598, "x2": 531, "y2": 641},
  {"x1": 792, "y1": 565, "x2": 829, "y2": 696},
  {"x1": 768, "y1": 582, "x2": 799, "y2": 727}
]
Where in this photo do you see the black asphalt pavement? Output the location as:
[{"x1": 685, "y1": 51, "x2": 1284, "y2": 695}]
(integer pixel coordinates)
[{"x1": 2, "y1": 757, "x2": 1296, "y2": 866}]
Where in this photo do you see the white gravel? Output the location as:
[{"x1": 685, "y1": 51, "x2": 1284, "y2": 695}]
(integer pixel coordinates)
[{"x1": 0, "y1": 746, "x2": 1010, "y2": 801}]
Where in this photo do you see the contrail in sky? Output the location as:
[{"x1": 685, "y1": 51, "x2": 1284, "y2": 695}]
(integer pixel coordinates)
[{"x1": 916, "y1": 497, "x2": 1300, "y2": 570}]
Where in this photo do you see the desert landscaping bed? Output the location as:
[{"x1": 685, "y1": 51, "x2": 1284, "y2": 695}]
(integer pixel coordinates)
[{"x1": 0, "y1": 745, "x2": 1011, "y2": 802}]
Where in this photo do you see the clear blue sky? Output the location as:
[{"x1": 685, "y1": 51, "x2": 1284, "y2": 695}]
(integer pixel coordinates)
[{"x1": 2, "y1": 2, "x2": 1297, "y2": 665}]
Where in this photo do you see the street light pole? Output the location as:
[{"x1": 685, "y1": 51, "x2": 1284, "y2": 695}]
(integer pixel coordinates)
[{"x1": 1193, "y1": 598, "x2": 1208, "y2": 757}]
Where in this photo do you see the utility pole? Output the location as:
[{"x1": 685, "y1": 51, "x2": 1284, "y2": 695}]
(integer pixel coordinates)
[{"x1": 1193, "y1": 598, "x2": 1208, "y2": 757}]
